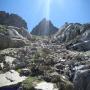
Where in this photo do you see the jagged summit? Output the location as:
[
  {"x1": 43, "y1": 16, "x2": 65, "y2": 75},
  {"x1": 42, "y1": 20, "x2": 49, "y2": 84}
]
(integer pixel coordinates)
[
  {"x1": 0, "y1": 11, "x2": 27, "y2": 29},
  {"x1": 31, "y1": 18, "x2": 58, "y2": 36}
]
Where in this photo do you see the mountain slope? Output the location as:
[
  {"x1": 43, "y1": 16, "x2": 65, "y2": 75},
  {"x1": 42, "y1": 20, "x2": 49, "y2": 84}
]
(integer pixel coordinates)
[{"x1": 54, "y1": 23, "x2": 90, "y2": 51}]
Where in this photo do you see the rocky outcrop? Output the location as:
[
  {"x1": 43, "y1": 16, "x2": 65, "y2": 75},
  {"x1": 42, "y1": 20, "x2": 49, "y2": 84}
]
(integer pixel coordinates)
[
  {"x1": 54, "y1": 23, "x2": 81, "y2": 43},
  {"x1": 31, "y1": 18, "x2": 58, "y2": 36},
  {"x1": 8, "y1": 26, "x2": 31, "y2": 40},
  {"x1": 0, "y1": 25, "x2": 30, "y2": 49},
  {"x1": 0, "y1": 70, "x2": 26, "y2": 89},
  {"x1": 35, "y1": 81, "x2": 58, "y2": 90},
  {"x1": 73, "y1": 69, "x2": 90, "y2": 90},
  {"x1": 0, "y1": 11, "x2": 27, "y2": 29},
  {"x1": 54, "y1": 23, "x2": 90, "y2": 51}
]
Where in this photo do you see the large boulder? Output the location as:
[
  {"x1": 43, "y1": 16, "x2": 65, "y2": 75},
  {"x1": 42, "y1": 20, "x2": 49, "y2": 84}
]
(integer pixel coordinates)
[
  {"x1": 35, "y1": 81, "x2": 58, "y2": 90},
  {"x1": 8, "y1": 26, "x2": 31, "y2": 40},
  {"x1": 0, "y1": 25, "x2": 30, "y2": 49},
  {"x1": 68, "y1": 40, "x2": 90, "y2": 51},
  {"x1": 0, "y1": 70, "x2": 26, "y2": 88},
  {"x1": 73, "y1": 69, "x2": 90, "y2": 90}
]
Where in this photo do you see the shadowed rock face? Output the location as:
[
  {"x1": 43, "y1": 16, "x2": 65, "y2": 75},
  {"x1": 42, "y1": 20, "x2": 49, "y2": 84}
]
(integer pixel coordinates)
[
  {"x1": 0, "y1": 11, "x2": 27, "y2": 29},
  {"x1": 31, "y1": 18, "x2": 58, "y2": 36},
  {"x1": 54, "y1": 23, "x2": 90, "y2": 51},
  {"x1": 73, "y1": 69, "x2": 90, "y2": 90},
  {"x1": 0, "y1": 84, "x2": 21, "y2": 90}
]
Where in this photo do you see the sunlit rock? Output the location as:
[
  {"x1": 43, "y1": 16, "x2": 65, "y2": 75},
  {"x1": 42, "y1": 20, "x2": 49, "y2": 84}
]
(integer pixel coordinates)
[
  {"x1": 35, "y1": 81, "x2": 58, "y2": 90},
  {"x1": 0, "y1": 70, "x2": 26, "y2": 87}
]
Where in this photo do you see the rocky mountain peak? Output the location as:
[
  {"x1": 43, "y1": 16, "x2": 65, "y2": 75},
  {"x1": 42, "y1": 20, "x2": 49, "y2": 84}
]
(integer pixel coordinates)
[{"x1": 31, "y1": 18, "x2": 58, "y2": 36}]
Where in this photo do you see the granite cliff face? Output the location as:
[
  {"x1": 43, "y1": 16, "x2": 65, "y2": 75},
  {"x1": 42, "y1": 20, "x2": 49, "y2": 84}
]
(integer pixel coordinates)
[
  {"x1": 31, "y1": 18, "x2": 58, "y2": 36},
  {"x1": 54, "y1": 23, "x2": 90, "y2": 51},
  {"x1": 0, "y1": 11, "x2": 27, "y2": 29}
]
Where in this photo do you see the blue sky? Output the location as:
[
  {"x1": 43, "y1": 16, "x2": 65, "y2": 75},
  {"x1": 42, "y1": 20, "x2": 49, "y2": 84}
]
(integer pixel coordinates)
[{"x1": 0, "y1": 0, "x2": 90, "y2": 31}]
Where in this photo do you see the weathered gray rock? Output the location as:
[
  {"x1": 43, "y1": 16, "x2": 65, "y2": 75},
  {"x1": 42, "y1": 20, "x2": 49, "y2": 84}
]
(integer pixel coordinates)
[
  {"x1": 0, "y1": 70, "x2": 26, "y2": 88},
  {"x1": 35, "y1": 81, "x2": 58, "y2": 90},
  {"x1": 73, "y1": 69, "x2": 90, "y2": 90},
  {"x1": 8, "y1": 26, "x2": 31, "y2": 40},
  {"x1": 54, "y1": 23, "x2": 90, "y2": 51},
  {"x1": 69, "y1": 40, "x2": 90, "y2": 51},
  {"x1": 54, "y1": 23, "x2": 82, "y2": 43},
  {"x1": 0, "y1": 25, "x2": 30, "y2": 49}
]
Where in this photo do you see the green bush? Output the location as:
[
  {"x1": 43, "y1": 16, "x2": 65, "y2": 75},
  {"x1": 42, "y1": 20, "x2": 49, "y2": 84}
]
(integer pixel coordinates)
[
  {"x1": 22, "y1": 76, "x2": 41, "y2": 90},
  {"x1": 0, "y1": 25, "x2": 7, "y2": 34}
]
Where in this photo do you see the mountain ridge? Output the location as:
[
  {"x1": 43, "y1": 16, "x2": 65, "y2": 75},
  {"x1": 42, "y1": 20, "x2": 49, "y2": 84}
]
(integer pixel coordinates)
[{"x1": 0, "y1": 11, "x2": 27, "y2": 29}]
